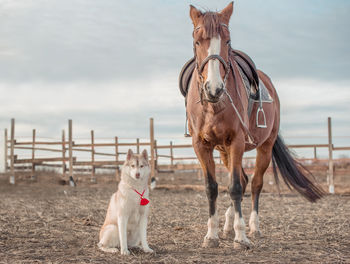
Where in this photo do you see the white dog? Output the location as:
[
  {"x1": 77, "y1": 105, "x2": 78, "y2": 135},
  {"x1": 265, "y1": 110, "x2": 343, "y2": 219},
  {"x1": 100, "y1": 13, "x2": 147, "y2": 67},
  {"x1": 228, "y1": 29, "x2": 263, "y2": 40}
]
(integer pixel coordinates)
[{"x1": 98, "y1": 149, "x2": 153, "y2": 255}]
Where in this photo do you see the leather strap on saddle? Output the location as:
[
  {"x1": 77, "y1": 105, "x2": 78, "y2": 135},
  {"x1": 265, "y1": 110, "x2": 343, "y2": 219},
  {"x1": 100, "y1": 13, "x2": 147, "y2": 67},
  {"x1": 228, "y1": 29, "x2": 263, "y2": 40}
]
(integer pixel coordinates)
[{"x1": 230, "y1": 49, "x2": 259, "y2": 91}]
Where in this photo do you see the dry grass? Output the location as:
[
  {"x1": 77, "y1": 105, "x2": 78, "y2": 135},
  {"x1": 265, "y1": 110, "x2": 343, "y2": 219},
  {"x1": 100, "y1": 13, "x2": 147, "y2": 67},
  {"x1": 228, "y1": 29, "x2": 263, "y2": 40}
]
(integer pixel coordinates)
[{"x1": 0, "y1": 172, "x2": 349, "y2": 263}]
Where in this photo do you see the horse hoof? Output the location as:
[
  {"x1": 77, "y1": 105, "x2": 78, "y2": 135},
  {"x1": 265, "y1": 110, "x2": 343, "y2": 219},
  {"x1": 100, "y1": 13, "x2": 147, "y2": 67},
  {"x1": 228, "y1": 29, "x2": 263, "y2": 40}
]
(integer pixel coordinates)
[
  {"x1": 249, "y1": 230, "x2": 261, "y2": 238},
  {"x1": 222, "y1": 229, "x2": 234, "y2": 239},
  {"x1": 234, "y1": 239, "x2": 251, "y2": 249},
  {"x1": 202, "y1": 238, "x2": 219, "y2": 248}
]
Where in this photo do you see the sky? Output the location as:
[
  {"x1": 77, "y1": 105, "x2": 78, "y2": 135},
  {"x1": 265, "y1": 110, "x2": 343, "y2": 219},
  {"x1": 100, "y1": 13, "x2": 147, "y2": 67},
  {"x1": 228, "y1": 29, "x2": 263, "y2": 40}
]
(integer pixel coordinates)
[{"x1": 0, "y1": 0, "x2": 349, "y2": 166}]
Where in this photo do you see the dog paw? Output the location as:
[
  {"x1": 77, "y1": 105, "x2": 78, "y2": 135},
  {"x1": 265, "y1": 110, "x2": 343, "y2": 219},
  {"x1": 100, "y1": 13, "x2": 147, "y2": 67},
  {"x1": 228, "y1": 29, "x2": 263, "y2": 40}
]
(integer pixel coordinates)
[
  {"x1": 143, "y1": 247, "x2": 154, "y2": 253},
  {"x1": 120, "y1": 248, "x2": 130, "y2": 255}
]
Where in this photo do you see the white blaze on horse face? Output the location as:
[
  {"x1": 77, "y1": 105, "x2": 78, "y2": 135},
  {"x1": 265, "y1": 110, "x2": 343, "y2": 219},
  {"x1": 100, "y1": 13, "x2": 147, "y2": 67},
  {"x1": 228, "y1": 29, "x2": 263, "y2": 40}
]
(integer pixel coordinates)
[{"x1": 206, "y1": 36, "x2": 223, "y2": 95}]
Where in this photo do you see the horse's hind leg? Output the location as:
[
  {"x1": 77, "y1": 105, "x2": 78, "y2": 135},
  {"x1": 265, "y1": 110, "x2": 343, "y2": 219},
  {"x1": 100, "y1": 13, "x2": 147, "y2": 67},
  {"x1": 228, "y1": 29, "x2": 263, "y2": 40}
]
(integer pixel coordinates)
[
  {"x1": 193, "y1": 139, "x2": 219, "y2": 248},
  {"x1": 249, "y1": 142, "x2": 273, "y2": 237}
]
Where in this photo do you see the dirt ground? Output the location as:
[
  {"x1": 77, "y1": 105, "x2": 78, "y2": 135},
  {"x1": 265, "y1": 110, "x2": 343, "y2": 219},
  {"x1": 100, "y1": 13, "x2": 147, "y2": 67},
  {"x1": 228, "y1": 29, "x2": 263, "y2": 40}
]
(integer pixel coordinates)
[{"x1": 0, "y1": 172, "x2": 349, "y2": 264}]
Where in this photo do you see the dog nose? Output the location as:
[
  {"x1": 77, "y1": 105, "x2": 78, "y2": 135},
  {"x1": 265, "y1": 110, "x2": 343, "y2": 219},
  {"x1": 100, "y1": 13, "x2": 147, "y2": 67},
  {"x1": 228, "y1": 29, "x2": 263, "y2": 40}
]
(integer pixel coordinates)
[{"x1": 135, "y1": 172, "x2": 140, "y2": 178}]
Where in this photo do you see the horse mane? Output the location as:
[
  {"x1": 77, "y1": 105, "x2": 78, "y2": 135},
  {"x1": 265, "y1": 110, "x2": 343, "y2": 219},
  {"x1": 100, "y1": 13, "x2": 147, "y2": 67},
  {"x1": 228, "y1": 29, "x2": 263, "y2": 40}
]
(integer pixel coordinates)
[{"x1": 202, "y1": 12, "x2": 221, "y2": 39}]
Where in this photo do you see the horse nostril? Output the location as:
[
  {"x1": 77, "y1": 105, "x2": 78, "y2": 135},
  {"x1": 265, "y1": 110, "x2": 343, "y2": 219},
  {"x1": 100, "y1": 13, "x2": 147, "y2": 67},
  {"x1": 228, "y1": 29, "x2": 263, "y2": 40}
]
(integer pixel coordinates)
[
  {"x1": 204, "y1": 82, "x2": 210, "y2": 91},
  {"x1": 216, "y1": 87, "x2": 224, "y2": 96}
]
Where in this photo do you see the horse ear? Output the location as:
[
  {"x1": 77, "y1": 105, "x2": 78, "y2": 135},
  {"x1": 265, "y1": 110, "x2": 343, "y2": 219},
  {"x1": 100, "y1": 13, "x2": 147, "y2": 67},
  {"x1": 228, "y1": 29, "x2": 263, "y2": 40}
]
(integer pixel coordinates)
[
  {"x1": 126, "y1": 149, "x2": 134, "y2": 161},
  {"x1": 219, "y1": 2, "x2": 234, "y2": 23},
  {"x1": 141, "y1": 149, "x2": 148, "y2": 161},
  {"x1": 190, "y1": 5, "x2": 202, "y2": 26}
]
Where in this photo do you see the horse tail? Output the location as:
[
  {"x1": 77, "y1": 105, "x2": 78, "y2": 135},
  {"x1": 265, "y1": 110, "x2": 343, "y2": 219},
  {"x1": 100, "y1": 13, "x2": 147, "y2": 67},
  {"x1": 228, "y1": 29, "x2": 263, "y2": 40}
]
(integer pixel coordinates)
[{"x1": 271, "y1": 135, "x2": 325, "y2": 202}]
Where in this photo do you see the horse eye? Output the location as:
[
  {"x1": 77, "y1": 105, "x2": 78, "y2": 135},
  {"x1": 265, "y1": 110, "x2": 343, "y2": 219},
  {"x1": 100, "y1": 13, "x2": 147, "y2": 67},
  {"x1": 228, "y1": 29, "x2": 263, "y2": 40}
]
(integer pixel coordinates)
[
  {"x1": 226, "y1": 40, "x2": 231, "y2": 45},
  {"x1": 195, "y1": 41, "x2": 200, "y2": 46}
]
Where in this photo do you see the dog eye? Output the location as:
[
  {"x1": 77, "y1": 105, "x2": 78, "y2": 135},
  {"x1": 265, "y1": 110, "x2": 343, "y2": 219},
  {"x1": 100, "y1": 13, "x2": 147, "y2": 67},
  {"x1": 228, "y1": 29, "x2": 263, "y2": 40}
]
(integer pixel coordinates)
[
  {"x1": 226, "y1": 40, "x2": 231, "y2": 45},
  {"x1": 140, "y1": 165, "x2": 144, "y2": 168},
  {"x1": 195, "y1": 41, "x2": 200, "y2": 46}
]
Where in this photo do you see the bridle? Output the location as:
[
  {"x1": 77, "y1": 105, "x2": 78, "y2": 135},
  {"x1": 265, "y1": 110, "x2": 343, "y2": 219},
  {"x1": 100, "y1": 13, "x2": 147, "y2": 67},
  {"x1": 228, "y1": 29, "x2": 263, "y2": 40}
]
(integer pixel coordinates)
[
  {"x1": 193, "y1": 23, "x2": 231, "y2": 104},
  {"x1": 192, "y1": 23, "x2": 256, "y2": 145}
]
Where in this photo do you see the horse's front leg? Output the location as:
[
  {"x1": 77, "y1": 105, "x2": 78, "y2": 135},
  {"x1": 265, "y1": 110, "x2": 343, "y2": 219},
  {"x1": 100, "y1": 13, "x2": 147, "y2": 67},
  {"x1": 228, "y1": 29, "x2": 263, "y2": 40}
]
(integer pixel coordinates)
[
  {"x1": 192, "y1": 138, "x2": 219, "y2": 248},
  {"x1": 228, "y1": 134, "x2": 251, "y2": 249}
]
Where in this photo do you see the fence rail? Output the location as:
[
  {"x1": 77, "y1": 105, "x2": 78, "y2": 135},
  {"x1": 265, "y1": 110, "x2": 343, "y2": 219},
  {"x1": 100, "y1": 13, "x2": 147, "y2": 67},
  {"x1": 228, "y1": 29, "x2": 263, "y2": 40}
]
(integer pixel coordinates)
[{"x1": 3, "y1": 117, "x2": 349, "y2": 193}]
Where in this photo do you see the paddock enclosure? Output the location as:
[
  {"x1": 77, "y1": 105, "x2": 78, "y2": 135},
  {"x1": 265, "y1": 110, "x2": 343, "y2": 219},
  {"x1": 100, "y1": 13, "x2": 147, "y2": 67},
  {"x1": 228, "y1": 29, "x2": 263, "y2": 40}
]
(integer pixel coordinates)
[
  {"x1": 1, "y1": 117, "x2": 350, "y2": 263},
  {"x1": 3, "y1": 117, "x2": 350, "y2": 193},
  {"x1": 0, "y1": 173, "x2": 349, "y2": 264}
]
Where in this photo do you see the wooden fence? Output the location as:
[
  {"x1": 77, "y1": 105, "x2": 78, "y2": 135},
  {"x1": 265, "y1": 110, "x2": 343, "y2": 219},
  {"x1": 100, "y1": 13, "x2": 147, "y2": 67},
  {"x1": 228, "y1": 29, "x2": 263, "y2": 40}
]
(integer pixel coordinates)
[{"x1": 3, "y1": 117, "x2": 349, "y2": 193}]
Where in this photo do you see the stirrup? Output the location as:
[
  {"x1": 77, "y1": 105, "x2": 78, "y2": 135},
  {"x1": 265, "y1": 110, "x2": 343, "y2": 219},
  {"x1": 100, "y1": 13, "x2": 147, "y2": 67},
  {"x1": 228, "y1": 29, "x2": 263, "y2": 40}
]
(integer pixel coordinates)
[
  {"x1": 256, "y1": 107, "x2": 267, "y2": 128},
  {"x1": 184, "y1": 112, "x2": 191, "y2": 137}
]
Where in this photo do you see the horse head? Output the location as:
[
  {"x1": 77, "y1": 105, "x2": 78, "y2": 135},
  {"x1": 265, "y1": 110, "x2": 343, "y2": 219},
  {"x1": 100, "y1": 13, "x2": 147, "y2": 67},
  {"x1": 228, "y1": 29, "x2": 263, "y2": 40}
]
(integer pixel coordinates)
[{"x1": 190, "y1": 2, "x2": 233, "y2": 103}]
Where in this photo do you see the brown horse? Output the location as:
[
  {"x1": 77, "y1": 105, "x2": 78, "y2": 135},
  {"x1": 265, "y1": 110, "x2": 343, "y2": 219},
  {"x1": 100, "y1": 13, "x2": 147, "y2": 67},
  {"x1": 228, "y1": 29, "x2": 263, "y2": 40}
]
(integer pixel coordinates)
[{"x1": 184, "y1": 2, "x2": 324, "y2": 249}]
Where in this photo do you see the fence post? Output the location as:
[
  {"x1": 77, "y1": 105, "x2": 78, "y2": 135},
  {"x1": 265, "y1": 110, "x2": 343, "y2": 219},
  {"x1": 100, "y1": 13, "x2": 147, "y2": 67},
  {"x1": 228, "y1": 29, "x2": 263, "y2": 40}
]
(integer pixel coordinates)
[
  {"x1": 170, "y1": 141, "x2": 174, "y2": 167},
  {"x1": 115, "y1": 136, "x2": 120, "y2": 182},
  {"x1": 313, "y1": 146, "x2": 317, "y2": 160},
  {"x1": 136, "y1": 138, "x2": 140, "y2": 154},
  {"x1": 149, "y1": 118, "x2": 155, "y2": 182},
  {"x1": 62, "y1": 130, "x2": 66, "y2": 179},
  {"x1": 327, "y1": 117, "x2": 334, "y2": 194},
  {"x1": 68, "y1": 119, "x2": 76, "y2": 187},
  {"x1": 4, "y1": 129, "x2": 8, "y2": 173},
  {"x1": 91, "y1": 130, "x2": 96, "y2": 183},
  {"x1": 9, "y1": 118, "x2": 15, "y2": 184},
  {"x1": 154, "y1": 140, "x2": 158, "y2": 171},
  {"x1": 31, "y1": 129, "x2": 36, "y2": 180}
]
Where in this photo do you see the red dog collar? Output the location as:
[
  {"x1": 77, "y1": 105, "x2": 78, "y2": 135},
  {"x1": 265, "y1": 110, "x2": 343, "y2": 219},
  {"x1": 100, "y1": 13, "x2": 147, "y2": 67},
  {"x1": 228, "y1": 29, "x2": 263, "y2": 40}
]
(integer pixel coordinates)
[{"x1": 133, "y1": 189, "x2": 149, "y2": 206}]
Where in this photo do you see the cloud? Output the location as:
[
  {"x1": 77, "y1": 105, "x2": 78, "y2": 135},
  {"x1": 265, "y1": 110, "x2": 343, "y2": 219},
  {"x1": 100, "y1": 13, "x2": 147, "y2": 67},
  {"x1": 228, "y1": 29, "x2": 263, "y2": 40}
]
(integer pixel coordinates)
[
  {"x1": 0, "y1": 0, "x2": 349, "y2": 166},
  {"x1": 0, "y1": 0, "x2": 349, "y2": 83}
]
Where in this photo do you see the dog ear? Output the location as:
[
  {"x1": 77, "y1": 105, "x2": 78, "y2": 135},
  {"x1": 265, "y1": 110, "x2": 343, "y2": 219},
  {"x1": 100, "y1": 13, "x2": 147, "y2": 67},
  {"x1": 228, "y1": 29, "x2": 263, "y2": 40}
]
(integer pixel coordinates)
[
  {"x1": 126, "y1": 149, "x2": 134, "y2": 161},
  {"x1": 141, "y1": 149, "x2": 148, "y2": 161}
]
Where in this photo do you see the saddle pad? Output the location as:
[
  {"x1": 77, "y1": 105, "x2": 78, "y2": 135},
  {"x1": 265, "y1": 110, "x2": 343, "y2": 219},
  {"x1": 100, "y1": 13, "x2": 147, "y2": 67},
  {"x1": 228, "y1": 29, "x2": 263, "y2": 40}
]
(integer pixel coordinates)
[
  {"x1": 248, "y1": 77, "x2": 273, "y2": 118},
  {"x1": 255, "y1": 80, "x2": 273, "y2": 103}
]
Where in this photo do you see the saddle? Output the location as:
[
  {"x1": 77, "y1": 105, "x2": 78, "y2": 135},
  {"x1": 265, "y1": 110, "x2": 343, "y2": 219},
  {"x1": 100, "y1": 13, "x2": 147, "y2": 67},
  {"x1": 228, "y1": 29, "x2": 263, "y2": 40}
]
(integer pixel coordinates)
[
  {"x1": 179, "y1": 49, "x2": 272, "y2": 133},
  {"x1": 178, "y1": 48, "x2": 259, "y2": 99}
]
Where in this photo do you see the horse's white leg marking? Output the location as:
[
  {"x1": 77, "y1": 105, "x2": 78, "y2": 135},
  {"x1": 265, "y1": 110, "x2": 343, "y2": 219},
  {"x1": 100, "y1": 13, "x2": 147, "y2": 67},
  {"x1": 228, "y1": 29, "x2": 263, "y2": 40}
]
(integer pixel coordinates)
[
  {"x1": 223, "y1": 205, "x2": 234, "y2": 235},
  {"x1": 207, "y1": 36, "x2": 223, "y2": 95},
  {"x1": 205, "y1": 211, "x2": 219, "y2": 240},
  {"x1": 249, "y1": 210, "x2": 260, "y2": 235},
  {"x1": 234, "y1": 212, "x2": 251, "y2": 247}
]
